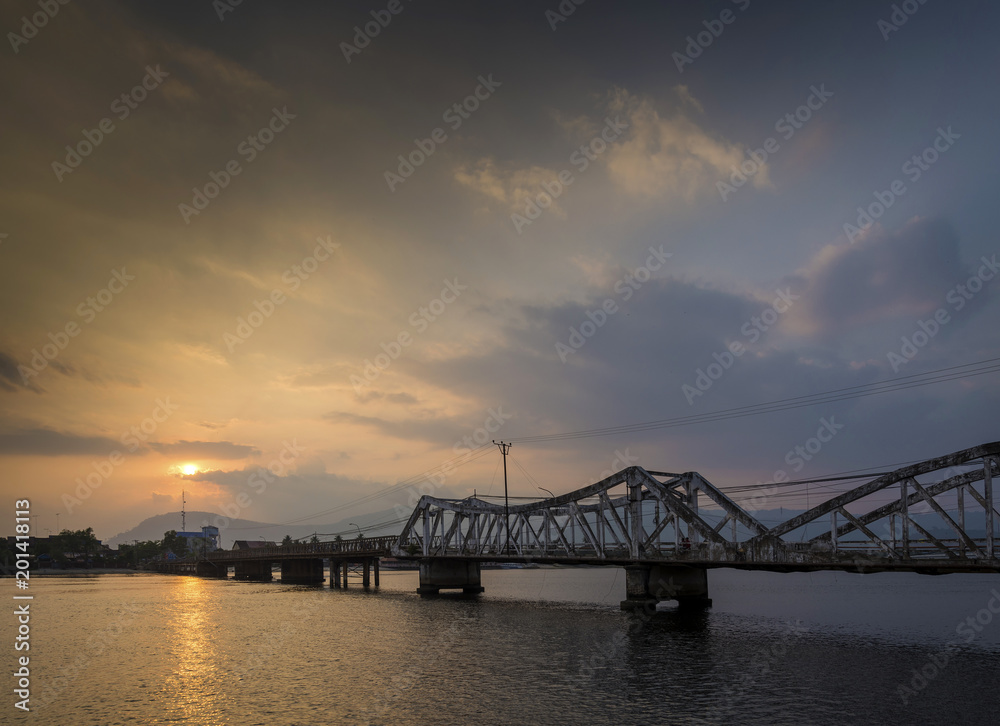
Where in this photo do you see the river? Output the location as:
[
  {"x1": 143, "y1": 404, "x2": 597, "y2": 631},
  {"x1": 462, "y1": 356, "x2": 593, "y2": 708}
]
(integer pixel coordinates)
[{"x1": 7, "y1": 567, "x2": 1000, "y2": 725}]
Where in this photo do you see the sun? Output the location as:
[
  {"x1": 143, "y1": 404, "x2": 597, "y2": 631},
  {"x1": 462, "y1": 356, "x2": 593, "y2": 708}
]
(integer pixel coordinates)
[{"x1": 180, "y1": 463, "x2": 199, "y2": 476}]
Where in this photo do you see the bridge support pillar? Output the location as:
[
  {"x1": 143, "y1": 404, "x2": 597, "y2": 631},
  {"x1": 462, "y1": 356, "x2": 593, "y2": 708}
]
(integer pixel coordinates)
[
  {"x1": 281, "y1": 558, "x2": 324, "y2": 585},
  {"x1": 330, "y1": 560, "x2": 341, "y2": 588},
  {"x1": 621, "y1": 565, "x2": 711, "y2": 610},
  {"x1": 234, "y1": 560, "x2": 272, "y2": 582},
  {"x1": 195, "y1": 561, "x2": 227, "y2": 578},
  {"x1": 417, "y1": 559, "x2": 484, "y2": 595}
]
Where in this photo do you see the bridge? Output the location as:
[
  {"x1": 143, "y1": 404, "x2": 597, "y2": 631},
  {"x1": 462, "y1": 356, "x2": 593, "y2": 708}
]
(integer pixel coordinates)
[
  {"x1": 156, "y1": 441, "x2": 999, "y2": 609},
  {"x1": 394, "y1": 441, "x2": 999, "y2": 608},
  {"x1": 150, "y1": 536, "x2": 395, "y2": 586}
]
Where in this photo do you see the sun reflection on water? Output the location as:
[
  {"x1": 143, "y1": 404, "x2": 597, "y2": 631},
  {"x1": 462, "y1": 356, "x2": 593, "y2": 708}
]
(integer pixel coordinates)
[{"x1": 159, "y1": 577, "x2": 229, "y2": 725}]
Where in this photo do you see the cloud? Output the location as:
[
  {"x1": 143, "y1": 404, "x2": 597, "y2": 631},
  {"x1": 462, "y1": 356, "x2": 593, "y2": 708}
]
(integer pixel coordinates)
[
  {"x1": 454, "y1": 158, "x2": 569, "y2": 218},
  {"x1": 788, "y1": 217, "x2": 967, "y2": 335},
  {"x1": 186, "y1": 463, "x2": 386, "y2": 501},
  {"x1": 323, "y1": 410, "x2": 468, "y2": 446},
  {"x1": 603, "y1": 87, "x2": 768, "y2": 201},
  {"x1": 148, "y1": 440, "x2": 261, "y2": 460},
  {"x1": 0, "y1": 430, "x2": 259, "y2": 460},
  {"x1": 0, "y1": 351, "x2": 27, "y2": 393},
  {"x1": 0, "y1": 429, "x2": 120, "y2": 456},
  {"x1": 354, "y1": 390, "x2": 419, "y2": 405},
  {"x1": 454, "y1": 85, "x2": 768, "y2": 215}
]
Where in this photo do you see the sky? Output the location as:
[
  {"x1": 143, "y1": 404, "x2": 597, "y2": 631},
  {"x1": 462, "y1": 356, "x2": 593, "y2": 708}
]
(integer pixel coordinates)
[{"x1": 2, "y1": 0, "x2": 999, "y2": 542}]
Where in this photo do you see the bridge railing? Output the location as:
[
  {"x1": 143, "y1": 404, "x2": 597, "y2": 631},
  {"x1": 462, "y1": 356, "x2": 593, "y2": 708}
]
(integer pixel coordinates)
[{"x1": 205, "y1": 535, "x2": 396, "y2": 560}]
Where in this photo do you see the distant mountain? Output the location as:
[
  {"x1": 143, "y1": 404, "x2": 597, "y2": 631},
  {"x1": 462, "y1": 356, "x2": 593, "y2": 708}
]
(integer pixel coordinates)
[{"x1": 106, "y1": 508, "x2": 405, "y2": 548}]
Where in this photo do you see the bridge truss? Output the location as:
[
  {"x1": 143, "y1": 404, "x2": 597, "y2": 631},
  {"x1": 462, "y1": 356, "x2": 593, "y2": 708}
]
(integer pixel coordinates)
[{"x1": 394, "y1": 442, "x2": 1000, "y2": 573}]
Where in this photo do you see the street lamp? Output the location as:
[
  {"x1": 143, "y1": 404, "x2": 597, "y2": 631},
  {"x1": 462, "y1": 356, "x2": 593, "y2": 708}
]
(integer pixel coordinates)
[
  {"x1": 539, "y1": 487, "x2": 555, "y2": 499},
  {"x1": 349, "y1": 522, "x2": 362, "y2": 539}
]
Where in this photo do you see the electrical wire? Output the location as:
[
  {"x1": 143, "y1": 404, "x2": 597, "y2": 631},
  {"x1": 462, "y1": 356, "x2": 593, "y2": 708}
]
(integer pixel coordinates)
[
  {"x1": 507, "y1": 357, "x2": 1000, "y2": 445},
  {"x1": 231, "y1": 357, "x2": 998, "y2": 529}
]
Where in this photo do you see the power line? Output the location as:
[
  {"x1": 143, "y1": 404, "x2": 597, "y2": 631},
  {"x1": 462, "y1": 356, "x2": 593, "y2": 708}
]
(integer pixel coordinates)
[
  {"x1": 231, "y1": 357, "x2": 998, "y2": 529},
  {"x1": 507, "y1": 357, "x2": 1000, "y2": 445}
]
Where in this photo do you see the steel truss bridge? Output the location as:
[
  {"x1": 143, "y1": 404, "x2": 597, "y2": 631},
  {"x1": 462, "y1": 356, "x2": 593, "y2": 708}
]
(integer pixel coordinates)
[{"x1": 394, "y1": 442, "x2": 1000, "y2": 607}]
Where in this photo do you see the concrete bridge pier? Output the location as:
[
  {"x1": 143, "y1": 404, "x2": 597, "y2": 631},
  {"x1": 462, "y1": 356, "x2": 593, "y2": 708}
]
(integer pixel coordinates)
[
  {"x1": 281, "y1": 558, "x2": 324, "y2": 585},
  {"x1": 195, "y1": 561, "x2": 228, "y2": 578},
  {"x1": 417, "y1": 559, "x2": 484, "y2": 595},
  {"x1": 621, "y1": 565, "x2": 711, "y2": 610},
  {"x1": 234, "y1": 560, "x2": 273, "y2": 582}
]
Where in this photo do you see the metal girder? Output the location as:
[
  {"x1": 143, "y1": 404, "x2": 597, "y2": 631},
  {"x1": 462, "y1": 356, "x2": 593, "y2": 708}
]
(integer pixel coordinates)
[{"x1": 767, "y1": 442, "x2": 1000, "y2": 539}]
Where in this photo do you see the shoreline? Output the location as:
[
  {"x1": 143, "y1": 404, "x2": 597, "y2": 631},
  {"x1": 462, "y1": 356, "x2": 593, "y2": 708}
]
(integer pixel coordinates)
[{"x1": 1, "y1": 568, "x2": 151, "y2": 577}]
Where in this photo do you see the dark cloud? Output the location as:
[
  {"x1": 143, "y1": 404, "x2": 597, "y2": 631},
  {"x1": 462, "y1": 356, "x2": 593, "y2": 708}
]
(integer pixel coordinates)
[
  {"x1": 353, "y1": 390, "x2": 419, "y2": 405},
  {"x1": 185, "y1": 464, "x2": 402, "y2": 503},
  {"x1": 0, "y1": 428, "x2": 120, "y2": 456},
  {"x1": 795, "y1": 218, "x2": 965, "y2": 332},
  {"x1": 0, "y1": 351, "x2": 23, "y2": 392}
]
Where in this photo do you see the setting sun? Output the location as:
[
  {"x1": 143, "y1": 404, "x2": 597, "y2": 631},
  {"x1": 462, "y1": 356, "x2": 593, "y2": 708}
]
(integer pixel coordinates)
[{"x1": 180, "y1": 464, "x2": 199, "y2": 476}]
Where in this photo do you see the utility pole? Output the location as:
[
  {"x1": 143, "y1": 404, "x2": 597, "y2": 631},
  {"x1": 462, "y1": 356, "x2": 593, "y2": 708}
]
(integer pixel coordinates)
[
  {"x1": 181, "y1": 490, "x2": 186, "y2": 532},
  {"x1": 494, "y1": 441, "x2": 512, "y2": 556}
]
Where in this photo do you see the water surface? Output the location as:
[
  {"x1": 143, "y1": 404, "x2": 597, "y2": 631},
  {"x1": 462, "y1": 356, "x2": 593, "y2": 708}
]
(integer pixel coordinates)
[{"x1": 8, "y1": 568, "x2": 1000, "y2": 725}]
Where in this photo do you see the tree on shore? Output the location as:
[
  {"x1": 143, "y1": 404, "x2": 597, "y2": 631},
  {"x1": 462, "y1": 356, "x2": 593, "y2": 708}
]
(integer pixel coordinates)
[{"x1": 162, "y1": 530, "x2": 185, "y2": 556}]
